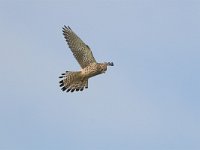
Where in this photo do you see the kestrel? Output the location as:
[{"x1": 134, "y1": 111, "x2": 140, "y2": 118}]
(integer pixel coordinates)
[{"x1": 59, "y1": 26, "x2": 114, "y2": 92}]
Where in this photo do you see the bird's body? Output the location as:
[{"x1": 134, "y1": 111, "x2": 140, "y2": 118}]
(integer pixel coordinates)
[
  {"x1": 81, "y1": 62, "x2": 107, "y2": 78},
  {"x1": 59, "y1": 26, "x2": 114, "y2": 92}
]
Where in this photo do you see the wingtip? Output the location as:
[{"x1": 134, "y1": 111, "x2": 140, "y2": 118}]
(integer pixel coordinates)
[{"x1": 63, "y1": 25, "x2": 71, "y2": 30}]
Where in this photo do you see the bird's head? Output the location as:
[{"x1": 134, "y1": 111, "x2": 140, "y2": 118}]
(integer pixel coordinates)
[
  {"x1": 106, "y1": 62, "x2": 114, "y2": 66},
  {"x1": 99, "y1": 63, "x2": 107, "y2": 73},
  {"x1": 99, "y1": 62, "x2": 114, "y2": 74}
]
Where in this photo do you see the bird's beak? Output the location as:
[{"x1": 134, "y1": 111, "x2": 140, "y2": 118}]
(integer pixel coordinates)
[{"x1": 107, "y1": 62, "x2": 114, "y2": 66}]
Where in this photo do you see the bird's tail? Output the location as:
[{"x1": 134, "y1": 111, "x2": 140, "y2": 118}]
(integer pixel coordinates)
[{"x1": 59, "y1": 71, "x2": 88, "y2": 92}]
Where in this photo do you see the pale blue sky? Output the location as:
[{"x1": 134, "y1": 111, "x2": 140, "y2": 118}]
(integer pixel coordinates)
[{"x1": 0, "y1": 0, "x2": 200, "y2": 150}]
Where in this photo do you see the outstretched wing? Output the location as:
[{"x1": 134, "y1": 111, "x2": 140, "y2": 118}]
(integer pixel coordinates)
[{"x1": 62, "y1": 26, "x2": 96, "y2": 68}]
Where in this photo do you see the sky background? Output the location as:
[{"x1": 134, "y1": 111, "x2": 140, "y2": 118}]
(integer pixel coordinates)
[{"x1": 0, "y1": 0, "x2": 200, "y2": 150}]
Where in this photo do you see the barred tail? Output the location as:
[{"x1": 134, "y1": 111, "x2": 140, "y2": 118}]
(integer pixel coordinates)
[{"x1": 59, "y1": 71, "x2": 88, "y2": 92}]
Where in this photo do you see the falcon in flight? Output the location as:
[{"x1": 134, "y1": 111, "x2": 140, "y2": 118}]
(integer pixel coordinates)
[{"x1": 59, "y1": 26, "x2": 114, "y2": 92}]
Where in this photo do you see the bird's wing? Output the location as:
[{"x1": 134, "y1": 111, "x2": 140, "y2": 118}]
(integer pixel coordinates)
[{"x1": 62, "y1": 26, "x2": 97, "y2": 68}]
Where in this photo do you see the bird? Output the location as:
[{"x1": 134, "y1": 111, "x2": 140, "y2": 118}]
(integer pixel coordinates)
[{"x1": 59, "y1": 26, "x2": 114, "y2": 92}]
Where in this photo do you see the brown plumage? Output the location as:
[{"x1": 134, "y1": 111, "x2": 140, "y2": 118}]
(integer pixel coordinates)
[{"x1": 59, "y1": 26, "x2": 114, "y2": 92}]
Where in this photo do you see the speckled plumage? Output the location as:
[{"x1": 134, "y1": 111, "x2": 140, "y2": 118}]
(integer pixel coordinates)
[{"x1": 59, "y1": 26, "x2": 114, "y2": 92}]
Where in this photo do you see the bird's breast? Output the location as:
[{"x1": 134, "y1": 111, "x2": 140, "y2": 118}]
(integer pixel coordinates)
[{"x1": 81, "y1": 63, "x2": 100, "y2": 78}]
